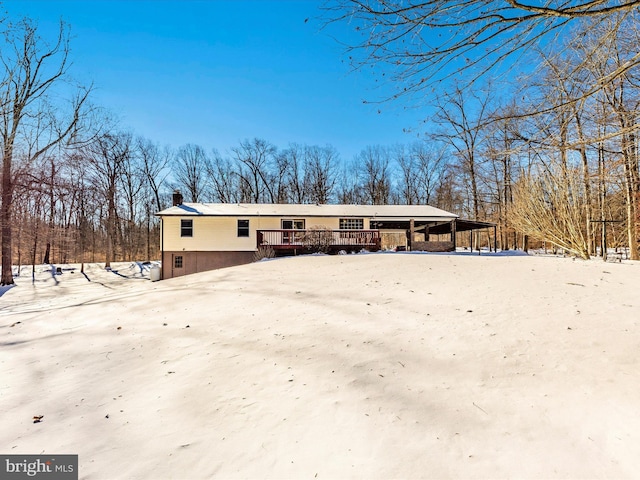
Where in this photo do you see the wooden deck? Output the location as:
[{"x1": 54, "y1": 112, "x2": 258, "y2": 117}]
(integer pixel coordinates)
[{"x1": 257, "y1": 229, "x2": 381, "y2": 253}]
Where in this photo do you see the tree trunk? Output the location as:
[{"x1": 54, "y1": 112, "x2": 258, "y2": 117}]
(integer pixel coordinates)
[
  {"x1": 621, "y1": 130, "x2": 639, "y2": 260},
  {"x1": 43, "y1": 242, "x2": 51, "y2": 265},
  {"x1": 579, "y1": 146, "x2": 593, "y2": 256},
  {"x1": 598, "y1": 142, "x2": 608, "y2": 261},
  {"x1": 1, "y1": 153, "x2": 14, "y2": 285}
]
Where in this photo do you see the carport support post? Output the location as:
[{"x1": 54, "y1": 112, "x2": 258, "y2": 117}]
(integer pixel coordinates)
[
  {"x1": 450, "y1": 219, "x2": 457, "y2": 250},
  {"x1": 494, "y1": 226, "x2": 497, "y2": 252},
  {"x1": 409, "y1": 218, "x2": 415, "y2": 251}
]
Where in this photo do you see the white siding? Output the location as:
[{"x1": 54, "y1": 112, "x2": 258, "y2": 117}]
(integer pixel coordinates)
[{"x1": 163, "y1": 216, "x2": 373, "y2": 251}]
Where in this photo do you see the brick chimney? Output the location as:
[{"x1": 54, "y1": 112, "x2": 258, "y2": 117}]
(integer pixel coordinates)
[{"x1": 172, "y1": 190, "x2": 183, "y2": 206}]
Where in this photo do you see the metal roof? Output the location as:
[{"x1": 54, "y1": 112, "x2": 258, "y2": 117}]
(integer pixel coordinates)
[{"x1": 156, "y1": 203, "x2": 458, "y2": 220}]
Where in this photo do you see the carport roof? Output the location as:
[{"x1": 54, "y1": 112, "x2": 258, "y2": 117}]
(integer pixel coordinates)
[{"x1": 427, "y1": 219, "x2": 496, "y2": 234}]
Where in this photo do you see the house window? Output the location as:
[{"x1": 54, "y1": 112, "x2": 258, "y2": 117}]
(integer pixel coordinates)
[
  {"x1": 282, "y1": 219, "x2": 305, "y2": 243},
  {"x1": 340, "y1": 218, "x2": 364, "y2": 230},
  {"x1": 237, "y1": 219, "x2": 250, "y2": 237},
  {"x1": 181, "y1": 219, "x2": 193, "y2": 237},
  {"x1": 174, "y1": 255, "x2": 183, "y2": 268},
  {"x1": 282, "y1": 219, "x2": 305, "y2": 230}
]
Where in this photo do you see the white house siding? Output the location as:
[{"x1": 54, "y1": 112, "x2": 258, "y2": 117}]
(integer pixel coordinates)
[
  {"x1": 162, "y1": 216, "x2": 372, "y2": 252},
  {"x1": 163, "y1": 216, "x2": 256, "y2": 252},
  {"x1": 156, "y1": 203, "x2": 460, "y2": 278}
]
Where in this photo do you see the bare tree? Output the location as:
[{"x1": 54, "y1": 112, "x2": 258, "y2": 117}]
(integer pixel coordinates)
[
  {"x1": 483, "y1": 105, "x2": 524, "y2": 250},
  {"x1": 231, "y1": 138, "x2": 277, "y2": 203},
  {"x1": 66, "y1": 151, "x2": 96, "y2": 271},
  {"x1": 136, "y1": 137, "x2": 170, "y2": 211},
  {"x1": 433, "y1": 164, "x2": 466, "y2": 215},
  {"x1": 396, "y1": 142, "x2": 447, "y2": 205},
  {"x1": 136, "y1": 137, "x2": 170, "y2": 260},
  {"x1": 591, "y1": 30, "x2": 640, "y2": 260},
  {"x1": 207, "y1": 151, "x2": 241, "y2": 203},
  {"x1": 121, "y1": 140, "x2": 145, "y2": 260},
  {"x1": 357, "y1": 145, "x2": 391, "y2": 205},
  {"x1": 0, "y1": 18, "x2": 90, "y2": 285},
  {"x1": 271, "y1": 149, "x2": 290, "y2": 203},
  {"x1": 304, "y1": 145, "x2": 338, "y2": 204},
  {"x1": 172, "y1": 144, "x2": 209, "y2": 203},
  {"x1": 336, "y1": 159, "x2": 364, "y2": 204},
  {"x1": 278, "y1": 144, "x2": 339, "y2": 204},
  {"x1": 432, "y1": 86, "x2": 492, "y2": 220},
  {"x1": 84, "y1": 132, "x2": 132, "y2": 268},
  {"x1": 280, "y1": 144, "x2": 307, "y2": 203},
  {"x1": 511, "y1": 161, "x2": 591, "y2": 259},
  {"x1": 325, "y1": 1, "x2": 640, "y2": 97}
]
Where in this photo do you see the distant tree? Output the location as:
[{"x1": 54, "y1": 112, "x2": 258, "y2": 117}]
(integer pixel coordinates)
[
  {"x1": 396, "y1": 142, "x2": 447, "y2": 205},
  {"x1": 0, "y1": 18, "x2": 90, "y2": 285},
  {"x1": 271, "y1": 149, "x2": 290, "y2": 203},
  {"x1": 65, "y1": 151, "x2": 96, "y2": 271},
  {"x1": 121, "y1": 139, "x2": 146, "y2": 260},
  {"x1": 280, "y1": 144, "x2": 307, "y2": 203},
  {"x1": 173, "y1": 144, "x2": 209, "y2": 203},
  {"x1": 232, "y1": 138, "x2": 277, "y2": 203},
  {"x1": 433, "y1": 164, "x2": 466, "y2": 215},
  {"x1": 483, "y1": 104, "x2": 524, "y2": 250},
  {"x1": 305, "y1": 145, "x2": 339, "y2": 204},
  {"x1": 432, "y1": 87, "x2": 492, "y2": 220},
  {"x1": 207, "y1": 151, "x2": 240, "y2": 203},
  {"x1": 136, "y1": 137, "x2": 170, "y2": 260},
  {"x1": 357, "y1": 145, "x2": 391, "y2": 205},
  {"x1": 136, "y1": 137, "x2": 170, "y2": 212},
  {"x1": 84, "y1": 132, "x2": 132, "y2": 268},
  {"x1": 278, "y1": 144, "x2": 339, "y2": 204}
]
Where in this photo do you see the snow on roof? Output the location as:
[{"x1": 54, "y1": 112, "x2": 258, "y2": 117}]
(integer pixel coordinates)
[{"x1": 156, "y1": 203, "x2": 458, "y2": 220}]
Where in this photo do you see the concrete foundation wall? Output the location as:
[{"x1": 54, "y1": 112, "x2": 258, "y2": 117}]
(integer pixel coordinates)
[
  {"x1": 161, "y1": 250, "x2": 255, "y2": 279},
  {"x1": 411, "y1": 241, "x2": 455, "y2": 252}
]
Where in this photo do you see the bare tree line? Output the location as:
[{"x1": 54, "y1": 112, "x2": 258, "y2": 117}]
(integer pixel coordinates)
[
  {"x1": 4, "y1": 3, "x2": 640, "y2": 285},
  {"x1": 327, "y1": 1, "x2": 640, "y2": 259}
]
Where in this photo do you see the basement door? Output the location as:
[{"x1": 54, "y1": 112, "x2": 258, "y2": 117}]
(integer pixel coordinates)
[{"x1": 172, "y1": 253, "x2": 185, "y2": 278}]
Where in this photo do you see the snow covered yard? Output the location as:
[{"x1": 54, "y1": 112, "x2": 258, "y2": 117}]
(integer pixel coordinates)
[{"x1": 1, "y1": 253, "x2": 639, "y2": 479}]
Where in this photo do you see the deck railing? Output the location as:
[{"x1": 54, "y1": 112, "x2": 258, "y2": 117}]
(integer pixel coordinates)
[{"x1": 257, "y1": 229, "x2": 381, "y2": 251}]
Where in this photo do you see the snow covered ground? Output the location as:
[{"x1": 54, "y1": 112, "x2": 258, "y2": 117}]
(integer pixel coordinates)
[{"x1": 1, "y1": 252, "x2": 639, "y2": 479}]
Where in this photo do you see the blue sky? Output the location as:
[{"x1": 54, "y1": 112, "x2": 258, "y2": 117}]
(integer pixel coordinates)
[{"x1": 4, "y1": 0, "x2": 431, "y2": 161}]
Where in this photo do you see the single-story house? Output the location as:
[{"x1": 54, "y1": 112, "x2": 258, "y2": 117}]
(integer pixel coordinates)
[{"x1": 156, "y1": 192, "x2": 493, "y2": 279}]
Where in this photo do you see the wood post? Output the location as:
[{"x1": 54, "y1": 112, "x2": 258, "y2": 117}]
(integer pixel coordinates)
[
  {"x1": 451, "y1": 219, "x2": 457, "y2": 250},
  {"x1": 409, "y1": 218, "x2": 415, "y2": 251}
]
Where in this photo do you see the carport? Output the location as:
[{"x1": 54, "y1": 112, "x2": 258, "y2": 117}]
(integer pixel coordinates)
[{"x1": 422, "y1": 219, "x2": 498, "y2": 252}]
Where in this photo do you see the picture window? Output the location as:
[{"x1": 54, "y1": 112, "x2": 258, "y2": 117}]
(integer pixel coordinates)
[{"x1": 339, "y1": 218, "x2": 364, "y2": 230}]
